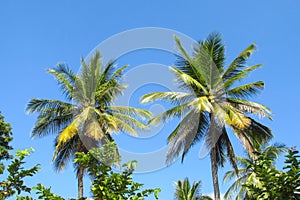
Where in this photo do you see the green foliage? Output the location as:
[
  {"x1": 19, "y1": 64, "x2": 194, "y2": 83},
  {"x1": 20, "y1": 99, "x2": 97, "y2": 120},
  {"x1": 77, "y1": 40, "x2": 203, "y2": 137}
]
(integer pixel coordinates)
[
  {"x1": 223, "y1": 143, "x2": 287, "y2": 200},
  {"x1": 27, "y1": 51, "x2": 151, "y2": 197},
  {"x1": 32, "y1": 183, "x2": 64, "y2": 200},
  {"x1": 244, "y1": 148, "x2": 300, "y2": 199},
  {"x1": 141, "y1": 32, "x2": 272, "y2": 200},
  {"x1": 0, "y1": 148, "x2": 40, "y2": 199},
  {"x1": 74, "y1": 148, "x2": 161, "y2": 200},
  {"x1": 0, "y1": 112, "x2": 13, "y2": 174}
]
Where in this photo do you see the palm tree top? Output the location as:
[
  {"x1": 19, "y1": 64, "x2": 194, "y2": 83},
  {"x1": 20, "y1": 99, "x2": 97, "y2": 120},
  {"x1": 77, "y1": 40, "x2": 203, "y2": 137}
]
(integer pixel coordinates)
[{"x1": 27, "y1": 50, "x2": 152, "y2": 170}]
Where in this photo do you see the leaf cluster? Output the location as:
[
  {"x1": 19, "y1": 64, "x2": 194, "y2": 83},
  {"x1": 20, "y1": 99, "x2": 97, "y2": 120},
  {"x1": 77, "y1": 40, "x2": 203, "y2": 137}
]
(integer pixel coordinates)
[
  {"x1": 244, "y1": 148, "x2": 300, "y2": 199},
  {"x1": 74, "y1": 147, "x2": 161, "y2": 200}
]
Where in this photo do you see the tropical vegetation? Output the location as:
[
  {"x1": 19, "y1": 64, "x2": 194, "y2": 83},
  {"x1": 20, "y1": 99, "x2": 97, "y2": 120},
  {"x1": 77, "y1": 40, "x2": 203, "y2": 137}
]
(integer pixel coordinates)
[
  {"x1": 26, "y1": 51, "x2": 151, "y2": 198},
  {"x1": 223, "y1": 143, "x2": 287, "y2": 199},
  {"x1": 0, "y1": 32, "x2": 299, "y2": 199},
  {"x1": 243, "y1": 147, "x2": 300, "y2": 199},
  {"x1": 174, "y1": 178, "x2": 212, "y2": 200},
  {"x1": 141, "y1": 32, "x2": 272, "y2": 200}
]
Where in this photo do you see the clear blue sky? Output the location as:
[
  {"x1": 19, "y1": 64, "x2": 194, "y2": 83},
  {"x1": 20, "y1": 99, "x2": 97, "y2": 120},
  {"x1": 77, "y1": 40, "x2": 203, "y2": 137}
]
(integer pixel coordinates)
[{"x1": 1, "y1": 1, "x2": 300, "y2": 199}]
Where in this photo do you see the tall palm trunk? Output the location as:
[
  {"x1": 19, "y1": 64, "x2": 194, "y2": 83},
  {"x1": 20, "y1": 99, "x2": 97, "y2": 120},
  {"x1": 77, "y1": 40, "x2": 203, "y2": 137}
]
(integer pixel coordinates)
[
  {"x1": 78, "y1": 166, "x2": 84, "y2": 198},
  {"x1": 211, "y1": 146, "x2": 221, "y2": 200}
]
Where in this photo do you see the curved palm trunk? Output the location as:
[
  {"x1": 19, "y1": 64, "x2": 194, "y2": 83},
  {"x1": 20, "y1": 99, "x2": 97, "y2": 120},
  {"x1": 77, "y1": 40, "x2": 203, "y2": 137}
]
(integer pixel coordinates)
[
  {"x1": 78, "y1": 166, "x2": 84, "y2": 198},
  {"x1": 211, "y1": 146, "x2": 221, "y2": 200}
]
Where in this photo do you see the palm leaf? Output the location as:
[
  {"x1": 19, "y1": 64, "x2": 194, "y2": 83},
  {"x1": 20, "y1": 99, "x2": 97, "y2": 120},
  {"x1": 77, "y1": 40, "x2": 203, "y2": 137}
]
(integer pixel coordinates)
[
  {"x1": 227, "y1": 81, "x2": 264, "y2": 99},
  {"x1": 141, "y1": 91, "x2": 194, "y2": 105},
  {"x1": 107, "y1": 105, "x2": 152, "y2": 120},
  {"x1": 222, "y1": 44, "x2": 257, "y2": 81},
  {"x1": 227, "y1": 98, "x2": 272, "y2": 120},
  {"x1": 223, "y1": 64, "x2": 263, "y2": 89}
]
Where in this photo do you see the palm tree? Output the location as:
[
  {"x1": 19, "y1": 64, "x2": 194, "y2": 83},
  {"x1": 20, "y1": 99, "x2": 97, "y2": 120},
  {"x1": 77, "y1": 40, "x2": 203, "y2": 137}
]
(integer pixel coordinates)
[
  {"x1": 27, "y1": 51, "x2": 151, "y2": 198},
  {"x1": 223, "y1": 143, "x2": 286, "y2": 200},
  {"x1": 141, "y1": 33, "x2": 272, "y2": 200},
  {"x1": 174, "y1": 178, "x2": 212, "y2": 200}
]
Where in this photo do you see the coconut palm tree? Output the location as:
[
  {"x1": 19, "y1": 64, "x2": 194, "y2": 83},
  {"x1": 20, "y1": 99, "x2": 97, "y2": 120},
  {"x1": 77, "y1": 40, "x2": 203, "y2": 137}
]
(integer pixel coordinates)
[
  {"x1": 174, "y1": 178, "x2": 212, "y2": 200},
  {"x1": 27, "y1": 51, "x2": 151, "y2": 198},
  {"x1": 141, "y1": 33, "x2": 272, "y2": 200},
  {"x1": 223, "y1": 143, "x2": 286, "y2": 200}
]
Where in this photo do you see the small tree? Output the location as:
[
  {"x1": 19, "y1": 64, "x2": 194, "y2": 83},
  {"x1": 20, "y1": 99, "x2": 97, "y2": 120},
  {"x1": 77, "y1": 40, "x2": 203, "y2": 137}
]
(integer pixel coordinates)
[
  {"x1": 244, "y1": 147, "x2": 300, "y2": 199},
  {"x1": 0, "y1": 112, "x2": 13, "y2": 174},
  {"x1": 74, "y1": 146, "x2": 161, "y2": 200}
]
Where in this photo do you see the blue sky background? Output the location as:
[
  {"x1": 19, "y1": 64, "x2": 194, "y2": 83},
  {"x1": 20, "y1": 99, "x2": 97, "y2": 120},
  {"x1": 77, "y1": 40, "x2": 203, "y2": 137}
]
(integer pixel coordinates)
[{"x1": 1, "y1": 1, "x2": 300, "y2": 199}]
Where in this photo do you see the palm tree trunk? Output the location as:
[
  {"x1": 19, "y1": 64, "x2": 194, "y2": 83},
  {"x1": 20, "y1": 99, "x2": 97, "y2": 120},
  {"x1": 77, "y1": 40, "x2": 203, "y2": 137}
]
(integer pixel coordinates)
[
  {"x1": 211, "y1": 146, "x2": 221, "y2": 200},
  {"x1": 78, "y1": 166, "x2": 84, "y2": 198}
]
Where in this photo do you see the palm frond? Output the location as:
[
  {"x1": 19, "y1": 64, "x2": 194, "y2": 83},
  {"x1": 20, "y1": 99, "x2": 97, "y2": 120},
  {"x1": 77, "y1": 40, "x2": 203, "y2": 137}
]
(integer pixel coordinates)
[
  {"x1": 223, "y1": 131, "x2": 238, "y2": 174},
  {"x1": 222, "y1": 44, "x2": 257, "y2": 81},
  {"x1": 224, "y1": 174, "x2": 248, "y2": 200},
  {"x1": 100, "y1": 113, "x2": 137, "y2": 136},
  {"x1": 107, "y1": 106, "x2": 152, "y2": 120},
  {"x1": 223, "y1": 104, "x2": 251, "y2": 129},
  {"x1": 232, "y1": 127, "x2": 256, "y2": 157},
  {"x1": 26, "y1": 99, "x2": 73, "y2": 114},
  {"x1": 174, "y1": 35, "x2": 207, "y2": 85},
  {"x1": 169, "y1": 67, "x2": 209, "y2": 94},
  {"x1": 227, "y1": 98, "x2": 272, "y2": 120},
  {"x1": 196, "y1": 32, "x2": 225, "y2": 73},
  {"x1": 227, "y1": 81, "x2": 264, "y2": 99},
  {"x1": 109, "y1": 112, "x2": 149, "y2": 131},
  {"x1": 56, "y1": 117, "x2": 82, "y2": 149},
  {"x1": 141, "y1": 91, "x2": 194, "y2": 105},
  {"x1": 243, "y1": 117, "x2": 273, "y2": 149},
  {"x1": 31, "y1": 108, "x2": 73, "y2": 138},
  {"x1": 223, "y1": 64, "x2": 263, "y2": 89},
  {"x1": 166, "y1": 111, "x2": 209, "y2": 164},
  {"x1": 148, "y1": 102, "x2": 193, "y2": 125},
  {"x1": 52, "y1": 135, "x2": 79, "y2": 171},
  {"x1": 26, "y1": 99, "x2": 74, "y2": 138},
  {"x1": 47, "y1": 64, "x2": 76, "y2": 100}
]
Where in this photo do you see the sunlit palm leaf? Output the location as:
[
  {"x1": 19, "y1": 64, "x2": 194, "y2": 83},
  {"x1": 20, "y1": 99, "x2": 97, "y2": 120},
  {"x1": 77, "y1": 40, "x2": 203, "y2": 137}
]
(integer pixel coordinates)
[
  {"x1": 227, "y1": 98, "x2": 272, "y2": 120},
  {"x1": 108, "y1": 105, "x2": 152, "y2": 120},
  {"x1": 141, "y1": 91, "x2": 194, "y2": 105},
  {"x1": 227, "y1": 81, "x2": 264, "y2": 99}
]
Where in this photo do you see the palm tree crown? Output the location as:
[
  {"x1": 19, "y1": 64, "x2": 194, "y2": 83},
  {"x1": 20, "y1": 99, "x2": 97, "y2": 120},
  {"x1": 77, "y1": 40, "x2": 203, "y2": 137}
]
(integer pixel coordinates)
[
  {"x1": 27, "y1": 51, "x2": 151, "y2": 198},
  {"x1": 174, "y1": 178, "x2": 212, "y2": 200},
  {"x1": 141, "y1": 33, "x2": 273, "y2": 200}
]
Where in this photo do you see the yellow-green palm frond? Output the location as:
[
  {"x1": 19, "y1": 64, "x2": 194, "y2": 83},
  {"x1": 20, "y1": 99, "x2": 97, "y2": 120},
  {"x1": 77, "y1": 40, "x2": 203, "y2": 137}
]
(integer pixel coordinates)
[
  {"x1": 228, "y1": 98, "x2": 272, "y2": 120},
  {"x1": 107, "y1": 106, "x2": 152, "y2": 120},
  {"x1": 101, "y1": 113, "x2": 138, "y2": 136},
  {"x1": 223, "y1": 104, "x2": 251, "y2": 129},
  {"x1": 189, "y1": 96, "x2": 213, "y2": 113},
  {"x1": 56, "y1": 116, "x2": 82, "y2": 149},
  {"x1": 110, "y1": 112, "x2": 149, "y2": 131},
  {"x1": 141, "y1": 91, "x2": 194, "y2": 105},
  {"x1": 169, "y1": 66, "x2": 208, "y2": 94}
]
